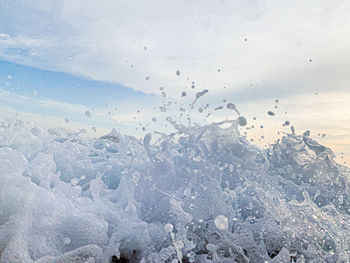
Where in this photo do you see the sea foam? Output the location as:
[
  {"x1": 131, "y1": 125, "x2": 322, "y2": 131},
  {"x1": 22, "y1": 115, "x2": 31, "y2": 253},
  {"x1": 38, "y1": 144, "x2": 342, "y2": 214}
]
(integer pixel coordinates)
[{"x1": 0, "y1": 116, "x2": 349, "y2": 262}]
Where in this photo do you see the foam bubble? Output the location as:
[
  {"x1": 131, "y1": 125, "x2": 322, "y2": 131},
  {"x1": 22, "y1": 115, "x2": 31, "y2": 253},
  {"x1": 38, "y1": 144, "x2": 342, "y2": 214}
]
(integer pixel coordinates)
[{"x1": 214, "y1": 215, "x2": 229, "y2": 230}]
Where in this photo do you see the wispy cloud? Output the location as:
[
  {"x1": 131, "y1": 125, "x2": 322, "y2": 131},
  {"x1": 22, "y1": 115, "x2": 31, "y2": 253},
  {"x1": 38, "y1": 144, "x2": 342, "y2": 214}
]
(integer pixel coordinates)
[
  {"x1": 0, "y1": 0, "x2": 349, "y2": 163},
  {"x1": 1, "y1": 0, "x2": 350, "y2": 97}
]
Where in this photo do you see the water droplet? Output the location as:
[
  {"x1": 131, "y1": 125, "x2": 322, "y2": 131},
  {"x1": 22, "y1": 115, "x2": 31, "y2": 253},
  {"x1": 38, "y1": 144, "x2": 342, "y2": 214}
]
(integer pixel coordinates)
[
  {"x1": 237, "y1": 116, "x2": 247, "y2": 126},
  {"x1": 214, "y1": 215, "x2": 228, "y2": 230},
  {"x1": 226, "y1": 103, "x2": 240, "y2": 115},
  {"x1": 85, "y1": 111, "x2": 91, "y2": 118}
]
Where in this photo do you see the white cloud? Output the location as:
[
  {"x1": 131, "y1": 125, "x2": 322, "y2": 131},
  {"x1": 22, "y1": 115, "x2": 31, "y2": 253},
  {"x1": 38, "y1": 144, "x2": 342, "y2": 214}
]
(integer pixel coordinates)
[
  {"x1": 1, "y1": 0, "x2": 350, "y2": 162},
  {"x1": 1, "y1": 0, "x2": 350, "y2": 97}
]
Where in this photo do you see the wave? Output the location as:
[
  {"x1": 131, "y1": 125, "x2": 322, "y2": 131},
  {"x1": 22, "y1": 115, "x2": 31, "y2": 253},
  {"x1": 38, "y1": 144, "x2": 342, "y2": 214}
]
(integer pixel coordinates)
[{"x1": 0, "y1": 115, "x2": 349, "y2": 262}]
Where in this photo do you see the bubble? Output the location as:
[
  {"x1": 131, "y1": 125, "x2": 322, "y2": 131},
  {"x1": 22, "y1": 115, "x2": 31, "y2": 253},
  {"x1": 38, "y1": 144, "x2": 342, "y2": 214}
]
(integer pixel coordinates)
[
  {"x1": 70, "y1": 178, "x2": 79, "y2": 186},
  {"x1": 214, "y1": 215, "x2": 228, "y2": 230},
  {"x1": 63, "y1": 237, "x2": 71, "y2": 245},
  {"x1": 31, "y1": 127, "x2": 42, "y2": 136}
]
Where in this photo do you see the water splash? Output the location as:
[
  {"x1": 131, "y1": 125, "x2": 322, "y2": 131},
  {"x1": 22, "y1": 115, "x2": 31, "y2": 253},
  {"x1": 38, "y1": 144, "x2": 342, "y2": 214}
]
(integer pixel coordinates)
[{"x1": 0, "y1": 113, "x2": 349, "y2": 262}]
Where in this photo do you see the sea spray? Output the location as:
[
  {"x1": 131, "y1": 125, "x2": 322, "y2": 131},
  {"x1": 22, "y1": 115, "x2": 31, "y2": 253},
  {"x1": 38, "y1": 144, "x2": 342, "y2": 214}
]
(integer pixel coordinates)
[{"x1": 0, "y1": 116, "x2": 349, "y2": 262}]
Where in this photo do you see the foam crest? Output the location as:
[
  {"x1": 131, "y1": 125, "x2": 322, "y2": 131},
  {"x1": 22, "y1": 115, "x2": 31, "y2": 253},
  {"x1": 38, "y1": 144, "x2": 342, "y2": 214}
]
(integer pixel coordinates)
[{"x1": 0, "y1": 116, "x2": 349, "y2": 262}]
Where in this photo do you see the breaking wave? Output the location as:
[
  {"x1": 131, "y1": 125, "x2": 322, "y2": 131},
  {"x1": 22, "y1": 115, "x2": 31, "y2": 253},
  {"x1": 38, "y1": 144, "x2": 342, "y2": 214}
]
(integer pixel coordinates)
[{"x1": 0, "y1": 115, "x2": 349, "y2": 262}]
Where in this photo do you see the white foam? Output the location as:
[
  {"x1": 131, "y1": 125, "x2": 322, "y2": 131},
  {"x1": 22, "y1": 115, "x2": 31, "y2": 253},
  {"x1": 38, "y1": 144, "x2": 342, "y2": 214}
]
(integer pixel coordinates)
[{"x1": 0, "y1": 115, "x2": 349, "y2": 262}]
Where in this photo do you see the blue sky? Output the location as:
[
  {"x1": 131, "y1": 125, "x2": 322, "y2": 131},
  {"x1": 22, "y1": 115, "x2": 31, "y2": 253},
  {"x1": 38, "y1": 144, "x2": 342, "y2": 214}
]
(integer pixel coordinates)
[
  {"x1": 0, "y1": 60, "x2": 152, "y2": 107},
  {"x1": 0, "y1": 0, "x2": 349, "y2": 163},
  {"x1": 0, "y1": 60, "x2": 160, "y2": 136}
]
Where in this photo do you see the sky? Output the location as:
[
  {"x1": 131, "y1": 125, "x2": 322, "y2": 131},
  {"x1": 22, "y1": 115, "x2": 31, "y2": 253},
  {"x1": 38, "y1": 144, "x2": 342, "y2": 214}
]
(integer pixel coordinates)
[{"x1": 0, "y1": 0, "x2": 349, "y2": 164}]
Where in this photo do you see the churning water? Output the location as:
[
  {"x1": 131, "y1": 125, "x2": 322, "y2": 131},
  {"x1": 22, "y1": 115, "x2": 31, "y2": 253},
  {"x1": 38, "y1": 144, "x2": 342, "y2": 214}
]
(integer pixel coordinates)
[{"x1": 0, "y1": 110, "x2": 349, "y2": 262}]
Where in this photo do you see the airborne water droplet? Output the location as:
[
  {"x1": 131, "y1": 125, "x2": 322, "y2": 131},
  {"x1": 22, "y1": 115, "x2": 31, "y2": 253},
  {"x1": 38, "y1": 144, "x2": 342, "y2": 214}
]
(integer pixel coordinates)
[
  {"x1": 85, "y1": 111, "x2": 91, "y2": 118},
  {"x1": 226, "y1": 103, "x2": 240, "y2": 115},
  {"x1": 237, "y1": 116, "x2": 247, "y2": 126}
]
